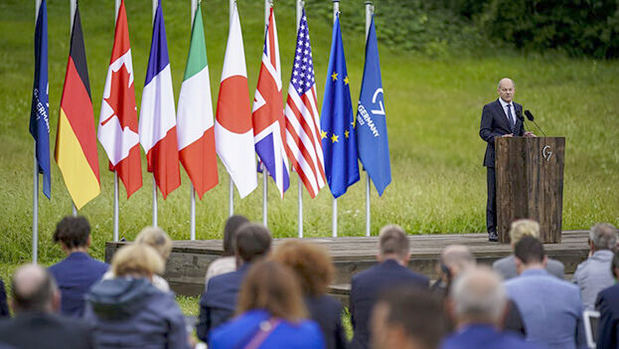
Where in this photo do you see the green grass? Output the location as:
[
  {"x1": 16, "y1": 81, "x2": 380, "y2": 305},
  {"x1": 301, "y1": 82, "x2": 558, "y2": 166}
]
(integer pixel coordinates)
[{"x1": 0, "y1": 0, "x2": 617, "y2": 268}]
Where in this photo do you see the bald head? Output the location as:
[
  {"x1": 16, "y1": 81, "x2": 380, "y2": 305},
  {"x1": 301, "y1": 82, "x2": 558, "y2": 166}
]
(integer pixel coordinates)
[
  {"x1": 11, "y1": 264, "x2": 58, "y2": 313},
  {"x1": 440, "y1": 245, "x2": 476, "y2": 277},
  {"x1": 497, "y1": 78, "x2": 515, "y2": 103}
]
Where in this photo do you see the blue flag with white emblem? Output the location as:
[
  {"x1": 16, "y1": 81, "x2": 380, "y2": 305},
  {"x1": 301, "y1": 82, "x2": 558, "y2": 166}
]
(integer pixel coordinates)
[
  {"x1": 30, "y1": 0, "x2": 51, "y2": 199},
  {"x1": 356, "y1": 15, "x2": 391, "y2": 196},
  {"x1": 320, "y1": 15, "x2": 359, "y2": 198}
]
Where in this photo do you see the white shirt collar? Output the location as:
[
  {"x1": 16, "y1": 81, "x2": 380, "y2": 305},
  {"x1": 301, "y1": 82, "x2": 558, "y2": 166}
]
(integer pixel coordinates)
[{"x1": 498, "y1": 98, "x2": 512, "y2": 109}]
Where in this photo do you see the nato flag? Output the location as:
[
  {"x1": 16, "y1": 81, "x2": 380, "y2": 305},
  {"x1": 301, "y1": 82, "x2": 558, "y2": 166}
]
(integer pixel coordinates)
[
  {"x1": 320, "y1": 15, "x2": 359, "y2": 198},
  {"x1": 356, "y1": 15, "x2": 391, "y2": 196},
  {"x1": 30, "y1": 0, "x2": 51, "y2": 199}
]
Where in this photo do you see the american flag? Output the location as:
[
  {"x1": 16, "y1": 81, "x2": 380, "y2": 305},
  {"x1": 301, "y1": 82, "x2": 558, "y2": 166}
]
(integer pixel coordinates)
[
  {"x1": 253, "y1": 8, "x2": 289, "y2": 197},
  {"x1": 284, "y1": 9, "x2": 325, "y2": 198}
]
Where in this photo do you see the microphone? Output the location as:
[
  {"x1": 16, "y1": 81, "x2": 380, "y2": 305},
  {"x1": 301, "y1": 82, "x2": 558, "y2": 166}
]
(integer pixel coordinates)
[
  {"x1": 516, "y1": 109, "x2": 528, "y2": 134},
  {"x1": 524, "y1": 110, "x2": 547, "y2": 137}
]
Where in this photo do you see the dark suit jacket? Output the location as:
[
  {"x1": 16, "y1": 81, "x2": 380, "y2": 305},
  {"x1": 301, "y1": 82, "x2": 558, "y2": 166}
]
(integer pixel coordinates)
[
  {"x1": 48, "y1": 252, "x2": 108, "y2": 318},
  {"x1": 441, "y1": 324, "x2": 542, "y2": 349},
  {"x1": 480, "y1": 99, "x2": 524, "y2": 167},
  {"x1": 0, "y1": 312, "x2": 94, "y2": 349},
  {"x1": 0, "y1": 279, "x2": 8, "y2": 318},
  {"x1": 349, "y1": 259, "x2": 429, "y2": 349},
  {"x1": 305, "y1": 294, "x2": 347, "y2": 349},
  {"x1": 197, "y1": 263, "x2": 250, "y2": 342},
  {"x1": 596, "y1": 283, "x2": 619, "y2": 349}
]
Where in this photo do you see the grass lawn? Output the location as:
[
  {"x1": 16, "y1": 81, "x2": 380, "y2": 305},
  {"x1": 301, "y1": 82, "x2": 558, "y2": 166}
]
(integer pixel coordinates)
[{"x1": 0, "y1": 0, "x2": 617, "y2": 272}]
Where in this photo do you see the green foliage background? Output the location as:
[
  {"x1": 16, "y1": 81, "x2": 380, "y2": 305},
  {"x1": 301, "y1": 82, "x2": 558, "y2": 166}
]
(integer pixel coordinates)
[{"x1": 0, "y1": 0, "x2": 617, "y2": 271}]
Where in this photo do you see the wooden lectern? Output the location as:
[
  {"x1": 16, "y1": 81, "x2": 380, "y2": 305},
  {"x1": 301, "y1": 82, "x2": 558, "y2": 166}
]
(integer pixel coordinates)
[{"x1": 495, "y1": 137, "x2": 565, "y2": 243}]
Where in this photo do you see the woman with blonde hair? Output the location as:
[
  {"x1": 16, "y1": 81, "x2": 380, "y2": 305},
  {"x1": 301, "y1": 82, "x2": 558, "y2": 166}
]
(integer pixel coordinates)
[
  {"x1": 273, "y1": 240, "x2": 347, "y2": 349},
  {"x1": 208, "y1": 260, "x2": 324, "y2": 348},
  {"x1": 102, "y1": 226, "x2": 172, "y2": 292},
  {"x1": 84, "y1": 244, "x2": 190, "y2": 349}
]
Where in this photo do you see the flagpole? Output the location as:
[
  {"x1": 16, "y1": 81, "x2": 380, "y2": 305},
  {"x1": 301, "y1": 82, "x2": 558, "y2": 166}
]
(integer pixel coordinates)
[
  {"x1": 229, "y1": 175, "x2": 234, "y2": 217},
  {"x1": 187, "y1": 0, "x2": 198, "y2": 241},
  {"x1": 296, "y1": 0, "x2": 304, "y2": 238},
  {"x1": 110, "y1": 0, "x2": 122, "y2": 242},
  {"x1": 260, "y1": 0, "x2": 271, "y2": 228},
  {"x1": 69, "y1": 0, "x2": 77, "y2": 218},
  {"x1": 331, "y1": 0, "x2": 339, "y2": 238},
  {"x1": 32, "y1": 0, "x2": 43, "y2": 264},
  {"x1": 364, "y1": 1, "x2": 373, "y2": 237}
]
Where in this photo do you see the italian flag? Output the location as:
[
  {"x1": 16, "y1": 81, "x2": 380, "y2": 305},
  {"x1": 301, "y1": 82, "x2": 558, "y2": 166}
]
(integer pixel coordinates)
[{"x1": 177, "y1": 2, "x2": 218, "y2": 199}]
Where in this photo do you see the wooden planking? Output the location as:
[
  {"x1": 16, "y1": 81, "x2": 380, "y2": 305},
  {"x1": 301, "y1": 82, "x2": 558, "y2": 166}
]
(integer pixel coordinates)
[
  {"x1": 105, "y1": 230, "x2": 590, "y2": 297},
  {"x1": 496, "y1": 137, "x2": 565, "y2": 243}
]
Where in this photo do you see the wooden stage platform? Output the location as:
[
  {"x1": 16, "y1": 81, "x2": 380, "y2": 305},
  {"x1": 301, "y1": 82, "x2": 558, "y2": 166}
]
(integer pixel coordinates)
[{"x1": 105, "y1": 230, "x2": 590, "y2": 300}]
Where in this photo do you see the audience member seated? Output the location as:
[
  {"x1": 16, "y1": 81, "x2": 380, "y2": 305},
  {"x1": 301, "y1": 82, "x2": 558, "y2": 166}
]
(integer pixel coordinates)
[
  {"x1": 204, "y1": 215, "x2": 249, "y2": 290},
  {"x1": 432, "y1": 245, "x2": 526, "y2": 336},
  {"x1": 372, "y1": 287, "x2": 446, "y2": 349},
  {"x1": 349, "y1": 224, "x2": 429, "y2": 349},
  {"x1": 273, "y1": 240, "x2": 347, "y2": 349},
  {"x1": 209, "y1": 260, "x2": 325, "y2": 348},
  {"x1": 505, "y1": 236, "x2": 587, "y2": 349},
  {"x1": 442, "y1": 267, "x2": 541, "y2": 349},
  {"x1": 102, "y1": 226, "x2": 173, "y2": 292},
  {"x1": 573, "y1": 223, "x2": 618, "y2": 309},
  {"x1": 48, "y1": 216, "x2": 108, "y2": 317},
  {"x1": 84, "y1": 244, "x2": 190, "y2": 349},
  {"x1": 0, "y1": 278, "x2": 8, "y2": 318},
  {"x1": 492, "y1": 219, "x2": 564, "y2": 280},
  {"x1": 595, "y1": 249, "x2": 619, "y2": 349},
  {"x1": 0, "y1": 264, "x2": 94, "y2": 348},
  {"x1": 197, "y1": 222, "x2": 272, "y2": 342}
]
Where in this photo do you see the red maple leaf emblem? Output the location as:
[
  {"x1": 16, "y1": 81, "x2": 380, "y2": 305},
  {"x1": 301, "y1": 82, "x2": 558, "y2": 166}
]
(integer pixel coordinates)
[{"x1": 101, "y1": 63, "x2": 137, "y2": 131}]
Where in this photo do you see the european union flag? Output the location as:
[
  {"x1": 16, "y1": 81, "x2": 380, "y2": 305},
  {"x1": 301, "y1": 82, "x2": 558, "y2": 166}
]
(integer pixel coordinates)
[
  {"x1": 30, "y1": 0, "x2": 50, "y2": 199},
  {"x1": 356, "y1": 15, "x2": 391, "y2": 196},
  {"x1": 320, "y1": 15, "x2": 359, "y2": 198}
]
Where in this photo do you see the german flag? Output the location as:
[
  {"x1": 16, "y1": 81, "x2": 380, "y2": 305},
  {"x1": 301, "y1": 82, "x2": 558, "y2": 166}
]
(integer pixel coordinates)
[{"x1": 55, "y1": 5, "x2": 100, "y2": 209}]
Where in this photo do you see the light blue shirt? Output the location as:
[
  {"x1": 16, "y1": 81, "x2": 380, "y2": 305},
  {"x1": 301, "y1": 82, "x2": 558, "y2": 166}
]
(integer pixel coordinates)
[
  {"x1": 573, "y1": 249, "x2": 615, "y2": 309},
  {"x1": 505, "y1": 268, "x2": 587, "y2": 349}
]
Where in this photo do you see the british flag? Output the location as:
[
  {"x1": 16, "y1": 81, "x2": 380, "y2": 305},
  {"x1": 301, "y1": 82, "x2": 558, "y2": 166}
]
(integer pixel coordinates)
[
  {"x1": 252, "y1": 7, "x2": 289, "y2": 197},
  {"x1": 284, "y1": 9, "x2": 325, "y2": 198}
]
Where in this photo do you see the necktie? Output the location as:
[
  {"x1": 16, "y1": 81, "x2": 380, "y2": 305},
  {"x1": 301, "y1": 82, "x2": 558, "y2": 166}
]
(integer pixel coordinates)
[{"x1": 506, "y1": 104, "x2": 516, "y2": 134}]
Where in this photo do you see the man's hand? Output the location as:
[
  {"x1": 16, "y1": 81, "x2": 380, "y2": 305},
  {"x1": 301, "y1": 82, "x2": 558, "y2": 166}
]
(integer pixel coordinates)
[
  {"x1": 524, "y1": 131, "x2": 536, "y2": 137},
  {"x1": 502, "y1": 133, "x2": 513, "y2": 138}
]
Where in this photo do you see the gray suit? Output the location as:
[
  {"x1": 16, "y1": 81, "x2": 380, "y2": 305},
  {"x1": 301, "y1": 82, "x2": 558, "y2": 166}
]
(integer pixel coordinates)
[
  {"x1": 505, "y1": 268, "x2": 587, "y2": 349},
  {"x1": 573, "y1": 249, "x2": 614, "y2": 309},
  {"x1": 493, "y1": 254, "x2": 565, "y2": 280}
]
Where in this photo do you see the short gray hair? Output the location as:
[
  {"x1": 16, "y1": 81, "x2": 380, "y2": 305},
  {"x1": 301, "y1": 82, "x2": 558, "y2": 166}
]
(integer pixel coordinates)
[
  {"x1": 379, "y1": 224, "x2": 409, "y2": 258},
  {"x1": 450, "y1": 266, "x2": 506, "y2": 324},
  {"x1": 589, "y1": 223, "x2": 618, "y2": 250}
]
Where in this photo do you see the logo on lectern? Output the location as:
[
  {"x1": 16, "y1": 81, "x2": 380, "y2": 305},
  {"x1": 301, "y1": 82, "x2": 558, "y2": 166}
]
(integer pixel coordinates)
[{"x1": 542, "y1": 145, "x2": 553, "y2": 161}]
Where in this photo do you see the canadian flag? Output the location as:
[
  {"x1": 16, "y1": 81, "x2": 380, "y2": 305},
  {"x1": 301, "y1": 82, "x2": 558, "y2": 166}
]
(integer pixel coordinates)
[
  {"x1": 215, "y1": 3, "x2": 256, "y2": 198},
  {"x1": 97, "y1": 0, "x2": 142, "y2": 197}
]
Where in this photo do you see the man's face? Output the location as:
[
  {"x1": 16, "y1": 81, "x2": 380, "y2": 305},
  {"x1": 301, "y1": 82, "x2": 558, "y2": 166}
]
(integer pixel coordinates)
[{"x1": 497, "y1": 80, "x2": 515, "y2": 103}]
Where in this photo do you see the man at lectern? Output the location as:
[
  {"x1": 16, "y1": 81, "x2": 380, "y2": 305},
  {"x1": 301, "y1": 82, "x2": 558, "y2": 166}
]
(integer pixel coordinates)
[{"x1": 479, "y1": 78, "x2": 534, "y2": 242}]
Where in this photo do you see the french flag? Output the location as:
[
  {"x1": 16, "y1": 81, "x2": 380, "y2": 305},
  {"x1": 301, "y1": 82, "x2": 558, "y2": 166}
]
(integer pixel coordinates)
[
  {"x1": 138, "y1": 0, "x2": 180, "y2": 198},
  {"x1": 252, "y1": 8, "x2": 289, "y2": 197}
]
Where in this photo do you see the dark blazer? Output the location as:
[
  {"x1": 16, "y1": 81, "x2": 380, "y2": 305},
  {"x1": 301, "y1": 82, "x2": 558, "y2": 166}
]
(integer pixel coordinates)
[
  {"x1": 197, "y1": 263, "x2": 250, "y2": 342},
  {"x1": 0, "y1": 279, "x2": 8, "y2": 318},
  {"x1": 0, "y1": 312, "x2": 94, "y2": 349},
  {"x1": 48, "y1": 252, "x2": 108, "y2": 318},
  {"x1": 596, "y1": 283, "x2": 619, "y2": 349},
  {"x1": 305, "y1": 294, "x2": 347, "y2": 349},
  {"x1": 480, "y1": 99, "x2": 524, "y2": 167},
  {"x1": 441, "y1": 324, "x2": 543, "y2": 349},
  {"x1": 349, "y1": 259, "x2": 429, "y2": 349}
]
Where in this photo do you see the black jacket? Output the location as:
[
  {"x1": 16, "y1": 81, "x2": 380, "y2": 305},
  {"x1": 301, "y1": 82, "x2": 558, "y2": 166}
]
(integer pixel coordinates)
[{"x1": 480, "y1": 99, "x2": 525, "y2": 167}]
